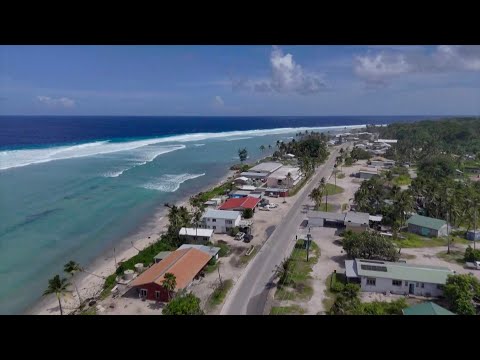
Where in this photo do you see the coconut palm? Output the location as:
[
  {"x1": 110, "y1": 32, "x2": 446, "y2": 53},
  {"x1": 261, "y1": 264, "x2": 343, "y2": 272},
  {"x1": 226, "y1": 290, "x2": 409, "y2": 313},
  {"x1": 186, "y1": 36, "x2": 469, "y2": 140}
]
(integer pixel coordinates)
[
  {"x1": 162, "y1": 273, "x2": 177, "y2": 301},
  {"x1": 43, "y1": 275, "x2": 71, "y2": 315},
  {"x1": 268, "y1": 144, "x2": 272, "y2": 150},
  {"x1": 309, "y1": 187, "x2": 322, "y2": 210},
  {"x1": 259, "y1": 145, "x2": 265, "y2": 152},
  {"x1": 64, "y1": 260, "x2": 82, "y2": 306}
]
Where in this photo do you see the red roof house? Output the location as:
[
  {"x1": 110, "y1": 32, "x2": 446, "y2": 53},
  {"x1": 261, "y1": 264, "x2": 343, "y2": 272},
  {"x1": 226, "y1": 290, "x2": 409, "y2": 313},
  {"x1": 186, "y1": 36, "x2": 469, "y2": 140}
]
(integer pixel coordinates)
[{"x1": 218, "y1": 196, "x2": 261, "y2": 211}]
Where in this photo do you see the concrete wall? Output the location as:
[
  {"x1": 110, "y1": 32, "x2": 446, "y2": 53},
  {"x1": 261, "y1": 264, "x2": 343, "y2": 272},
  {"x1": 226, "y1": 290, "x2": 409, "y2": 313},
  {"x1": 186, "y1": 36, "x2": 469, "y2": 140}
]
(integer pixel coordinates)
[
  {"x1": 203, "y1": 216, "x2": 240, "y2": 234},
  {"x1": 360, "y1": 276, "x2": 444, "y2": 297},
  {"x1": 180, "y1": 234, "x2": 212, "y2": 243},
  {"x1": 308, "y1": 217, "x2": 325, "y2": 227},
  {"x1": 345, "y1": 223, "x2": 368, "y2": 233}
]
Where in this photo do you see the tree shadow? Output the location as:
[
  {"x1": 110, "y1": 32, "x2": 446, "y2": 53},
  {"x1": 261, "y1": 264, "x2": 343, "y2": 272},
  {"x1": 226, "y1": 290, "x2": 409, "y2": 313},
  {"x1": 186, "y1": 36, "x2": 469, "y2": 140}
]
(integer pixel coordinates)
[{"x1": 330, "y1": 254, "x2": 347, "y2": 267}]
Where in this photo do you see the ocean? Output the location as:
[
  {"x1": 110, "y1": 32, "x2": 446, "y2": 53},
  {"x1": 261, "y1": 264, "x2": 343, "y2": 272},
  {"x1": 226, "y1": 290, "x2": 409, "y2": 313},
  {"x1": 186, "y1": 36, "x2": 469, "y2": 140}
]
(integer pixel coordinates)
[{"x1": 0, "y1": 115, "x2": 436, "y2": 314}]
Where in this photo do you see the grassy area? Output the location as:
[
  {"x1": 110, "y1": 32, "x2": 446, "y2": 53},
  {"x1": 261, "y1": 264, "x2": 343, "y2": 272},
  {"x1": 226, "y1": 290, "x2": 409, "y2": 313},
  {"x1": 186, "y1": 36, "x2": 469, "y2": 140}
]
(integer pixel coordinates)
[
  {"x1": 208, "y1": 279, "x2": 233, "y2": 308},
  {"x1": 270, "y1": 304, "x2": 306, "y2": 315},
  {"x1": 393, "y1": 174, "x2": 411, "y2": 186},
  {"x1": 100, "y1": 273, "x2": 117, "y2": 300},
  {"x1": 317, "y1": 203, "x2": 335, "y2": 212},
  {"x1": 204, "y1": 261, "x2": 219, "y2": 274},
  {"x1": 79, "y1": 307, "x2": 97, "y2": 315},
  {"x1": 437, "y1": 250, "x2": 465, "y2": 265},
  {"x1": 215, "y1": 241, "x2": 231, "y2": 257},
  {"x1": 237, "y1": 246, "x2": 258, "y2": 267},
  {"x1": 274, "y1": 240, "x2": 320, "y2": 302},
  {"x1": 194, "y1": 181, "x2": 232, "y2": 203},
  {"x1": 337, "y1": 172, "x2": 345, "y2": 179},
  {"x1": 325, "y1": 183, "x2": 344, "y2": 195},
  {"x1": 395, "y1": 233, "x2": 470, "y2": 248},
  {"x1": 322, "y1": 274, "x2": 336, "y2": 312},
  {"x1": 341, "y1": 203, "x2": 348, "y2": 211}
]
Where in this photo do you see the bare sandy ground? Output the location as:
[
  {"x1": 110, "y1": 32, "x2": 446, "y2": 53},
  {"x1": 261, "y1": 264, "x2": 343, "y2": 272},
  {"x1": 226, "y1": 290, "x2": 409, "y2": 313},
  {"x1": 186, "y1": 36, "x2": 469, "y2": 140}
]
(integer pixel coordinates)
[{"x1": 30, "y1": 170, "x2": 235, "y2": 315}]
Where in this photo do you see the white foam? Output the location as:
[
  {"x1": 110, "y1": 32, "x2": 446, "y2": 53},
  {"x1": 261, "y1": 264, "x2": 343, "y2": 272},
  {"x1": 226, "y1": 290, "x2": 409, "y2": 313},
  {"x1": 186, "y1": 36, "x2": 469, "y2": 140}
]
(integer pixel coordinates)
[
  {"x1": 0, "y1": 124, "x2": 366, "y2": 171},
  {"x1": 193, "y1": 144, "x2": 205, "y2": 147},
  {"x1": 225, "y1": 137, "x2": 254, "y2": 141},
  {"x1": 141, "y1": 173, "x2": 205, "y2": 193}
]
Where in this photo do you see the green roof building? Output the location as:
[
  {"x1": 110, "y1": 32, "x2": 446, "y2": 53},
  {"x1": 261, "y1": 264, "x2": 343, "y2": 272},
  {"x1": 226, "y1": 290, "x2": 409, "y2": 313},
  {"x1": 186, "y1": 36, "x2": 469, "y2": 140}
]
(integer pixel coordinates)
[
  {"x1": 406, "y1": 214, "x2": 448, "y2": 238},
  {"x1": 403, "y1": 302, "x2": 454, "y2": 315}
]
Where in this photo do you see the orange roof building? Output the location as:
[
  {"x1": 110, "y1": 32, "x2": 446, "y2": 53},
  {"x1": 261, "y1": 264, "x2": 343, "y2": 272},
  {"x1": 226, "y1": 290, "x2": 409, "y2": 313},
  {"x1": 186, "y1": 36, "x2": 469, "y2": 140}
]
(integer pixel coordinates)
[{"x1": 129, "y1": 247, "x2": 212, "y2": 302}]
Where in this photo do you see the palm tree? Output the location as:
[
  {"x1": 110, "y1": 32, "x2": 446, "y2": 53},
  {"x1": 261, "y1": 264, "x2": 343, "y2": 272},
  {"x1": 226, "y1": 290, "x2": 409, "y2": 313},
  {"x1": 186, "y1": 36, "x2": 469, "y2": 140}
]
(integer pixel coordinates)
[
  {"x1": 64, "y1": 260, "x2": 82, "y2": 306},
  {"x1": 259, "y1": 145, "x2": 265, "y2": 152},
  {"x1": 268, "y1": 144, "x2": 272, "y2": 150},
  {"x1": 162, "y1": 273, "x2": 177, "y2": 301},
  {"x1": 43, "y1": 275, "x2": 71, "y2": 315},
  {"x1": 309, "y1": 187, "x2": 322, "y2": 210}
]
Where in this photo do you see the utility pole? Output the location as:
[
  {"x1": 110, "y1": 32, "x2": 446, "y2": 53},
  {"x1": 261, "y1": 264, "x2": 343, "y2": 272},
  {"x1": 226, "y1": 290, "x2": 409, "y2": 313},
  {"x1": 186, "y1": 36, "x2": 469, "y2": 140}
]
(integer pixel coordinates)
[{"x1": 306, "y1": 232, "x2": 312, "y2": 262}]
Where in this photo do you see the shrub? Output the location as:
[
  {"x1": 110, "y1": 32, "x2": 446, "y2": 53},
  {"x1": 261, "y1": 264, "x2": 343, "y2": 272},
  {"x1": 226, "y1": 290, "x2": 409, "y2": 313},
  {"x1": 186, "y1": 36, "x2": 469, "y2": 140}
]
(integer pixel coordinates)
[
  {"x1": 331, "y1": 281, "x2": 345, "y2": 293},
  {"x1": 344, "y1": 157, "x2": 354, "y2": 166},
  {"x1": 464, "y1": 246, "x2": 480, "y2": 262},
  {"x1": 243, "y1": 208, "x2": 253, "y2": 219},
  {"x1": 229, "y1": 227, "x2": 240, "y2": 236},
  {"x1": 163, "y1": 292, "x2": 204, "y2": 315}
]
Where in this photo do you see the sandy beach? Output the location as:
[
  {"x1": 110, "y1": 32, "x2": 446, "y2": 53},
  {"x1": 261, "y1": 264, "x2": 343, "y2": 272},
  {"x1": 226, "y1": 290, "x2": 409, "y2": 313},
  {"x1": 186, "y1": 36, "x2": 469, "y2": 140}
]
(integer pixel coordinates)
[{"x1": 28, "y1": 169, "x2": 236, "y2": 315}]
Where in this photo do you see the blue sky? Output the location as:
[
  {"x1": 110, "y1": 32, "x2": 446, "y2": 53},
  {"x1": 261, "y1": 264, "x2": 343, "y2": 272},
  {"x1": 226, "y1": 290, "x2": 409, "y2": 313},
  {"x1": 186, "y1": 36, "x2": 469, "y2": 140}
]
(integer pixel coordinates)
[{"x1": 1, "y1": 45, "x2": 479, "y2": 116}]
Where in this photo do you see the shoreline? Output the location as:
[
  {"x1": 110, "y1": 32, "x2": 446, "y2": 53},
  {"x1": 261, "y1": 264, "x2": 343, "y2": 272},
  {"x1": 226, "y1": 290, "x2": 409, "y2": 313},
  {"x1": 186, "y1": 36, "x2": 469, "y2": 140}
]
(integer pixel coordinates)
[{"x1": 27, "y1": 169, "x2": 236, "y2": 315}]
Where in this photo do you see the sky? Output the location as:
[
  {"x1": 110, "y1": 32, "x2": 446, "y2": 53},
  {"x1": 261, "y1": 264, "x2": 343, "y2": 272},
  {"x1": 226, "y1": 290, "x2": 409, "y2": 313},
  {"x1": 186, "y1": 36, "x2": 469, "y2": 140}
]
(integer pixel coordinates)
[{"x1": 1, "y1": 45, "x2": 479, "y2": 116}]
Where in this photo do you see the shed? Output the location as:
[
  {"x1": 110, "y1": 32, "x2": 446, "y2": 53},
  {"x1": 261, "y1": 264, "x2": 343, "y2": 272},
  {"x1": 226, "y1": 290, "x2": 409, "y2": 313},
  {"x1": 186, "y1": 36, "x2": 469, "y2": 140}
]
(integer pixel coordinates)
[
  {"x1": 402, "y1": 302, "x2": 454, "y2": 315},
  {"x1": 406, "y1": 214, "x2": 448, "y2": 238},
  {"x1": 240, "y1": 171, "x2": 269, "y2": 180},
  {"x1": 307, "y1": 210, "x2": 346, "y2": 227}
]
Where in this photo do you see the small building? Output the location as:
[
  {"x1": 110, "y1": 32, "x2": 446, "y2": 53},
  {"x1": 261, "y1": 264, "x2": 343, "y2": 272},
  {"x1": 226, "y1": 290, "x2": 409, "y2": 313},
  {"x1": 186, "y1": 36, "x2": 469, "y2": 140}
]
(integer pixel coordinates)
[
  {"x1": 204, "y1": 200, "x2": 217, "y2": 208},
  {"x1": 234, "y1": 176, "x2": 250, "y2": 185},
  {"x1": 129, "y1": 248, "x2": 212, "y2": 302},
  {"x1": 466, "y1": 230, "x2": 480, "y2": 241},
  {"x1": 344, "y1": 211, "x2": 370, "y2": 233},
  {"x1": 240, "y1": 171, "x2": 269, "y2": 180},
  {"x1": 179, "y1": 227, "x2": 214, "y2": 243},
  {"x1": 219, "y1": 196, "x2": 260, "y2": 212},
  {"x1": 249, "y1": 162, "x2": 283, "y2": 174},
  {"x1": 358, "y1": 169, "x2": 378, "y2": 179},
  {"x1": 201, "y1": 209, "x2": 242, "y2": 234},
  {"x1": 236, "y1": 185, "x2": 256, "y2": 191},
  {"x1": 345, "y1": 259, "x2": 454, "y2": 297},
  {"x1": 402, "y1": 302, "x2": 454, "y2": 315},
  {"x1": 406, "y1": 214, "x2": 448, "y2": 238},
  {"x1": 266, "y1": 166, "x2": 301, "y2": 188},
  {"x1": 178, "y1": 244, "x2": 220, "y2": 261},
  {"x1": 229, "y1": 190, "x2": 252, "y2": 198},
  {"x1": 154, "y1": 251, "x2": 172, "y2": 264},
  {"x1": 264, "y1": 187, "x2": 289, "y2": 197}
]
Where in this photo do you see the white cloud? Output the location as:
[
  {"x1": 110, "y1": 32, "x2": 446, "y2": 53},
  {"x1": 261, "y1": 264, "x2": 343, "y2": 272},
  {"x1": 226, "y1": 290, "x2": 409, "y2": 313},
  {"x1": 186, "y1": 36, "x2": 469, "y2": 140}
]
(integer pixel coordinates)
[
  {"x1": 213, "y1": 95, "x2": 224, "y2": 106},
  {"x1": 354, "y1": 45, "x2": 480, "y2": 86},
  {"x1": 232, "y1": 46, "x2": 327, "y2": 95},
  {"x1": 36, "y1": 96, "x2": 76, "y2": 108}
]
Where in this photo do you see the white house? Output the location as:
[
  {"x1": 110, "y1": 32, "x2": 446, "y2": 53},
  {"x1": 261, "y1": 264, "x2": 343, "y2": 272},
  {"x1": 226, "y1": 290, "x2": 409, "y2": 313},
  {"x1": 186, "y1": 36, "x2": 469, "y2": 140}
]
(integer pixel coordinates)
[
  {"x1": 345, "y1": 259, "x2": 454, "y2": 297},
  {"x1": 266, "y1": 166, "x2": 301, "y2": 188},
  {"x1": 178, "y1": 227, "x2": 214, "y2": 243},
  {"x1": 201, "y1": 209, "x2": 241, "y2": 234}
]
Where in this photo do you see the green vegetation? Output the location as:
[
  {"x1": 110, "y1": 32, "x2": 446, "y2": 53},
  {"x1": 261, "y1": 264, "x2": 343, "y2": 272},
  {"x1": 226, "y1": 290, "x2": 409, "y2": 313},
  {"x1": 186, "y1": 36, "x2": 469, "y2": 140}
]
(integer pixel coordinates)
[
  {"x1": 115, "y1": 241, "x2": 174, "y2": 276},
  {"x1": 237, "y1": 246, "x2": 258, "y2": 267},
  {"x1": 243, "y1": 208, "x2": 253, "y2": 219},
  {"x1": 324, "y1": 183, "x2": 344, "y2": 195},
  {"x1": 193, "y1": 182, "x2": 232, "y2": 204},
  {"x1": 437, "y1": 250, "x2": 465, "y2": 265},
  {"x1": 100, "y1": 274, "x2": 117, "y2": 299},
  {"x1": 208, "y1": 279, "x2": 233, "y2": 308},
  {"x1": 229, "y1": 226, "x2": 240, "y2": 237},
  {"x1": 163, "y1": 292, "x2": 204, "y2": 315},
  {"x1": 270, "y1": 305, "x2": 306, "y2": 315},
  {"x1": 342, "y1": 231, "x2": 399, "y2": 262},
  {"x1": 393, "y1": 174, "x2": 411, "y2": 186},
  {"x1": 79, "y1": 307, "x2": 97, "y2": 315},
  {"x1": 464, "y1": 245, "x2": 480, "y2": 262},
  {"x1": 337, "y1": 172, "x2": 345, "y2": 179},
  {"x1": 230, "y1": 163, "x2": 250, "y2": 172},
  {"x1": 274, "y1": 240, "x2": 320, "y2": 302},
  {"x1": 318, "y1": 203, "x2": 335, "y2": 212},
  {"x1": 344, "y1": 157, "x2": 354, "y2": 166},
  {"x1": 341, "y1": 203, "x2": 348, "y2": 211},
  {"x1": 394, "y1": 232, "x2": 454, "y2": 248},
  {"x1": 238, "y1": 148, "x2": 248, "y2": 163},
  {"x1": 43, "y1": 275, "x2": 71, "y2": 315},
  {"x1": 350, "y1": 147, "x2": 371, "y2": 160},
  {"x1": 444, "y1": 274, "x2": 480, "y2": 315},
  {"x1": 288, "y1": 172, "x2": 311, "y2": 196},
  {"x1": 204, "y1": 258, "x2": 219, "y2": 274},
  {"x1": 216, "y1": 241, "x2": 231, "y2": 257}
]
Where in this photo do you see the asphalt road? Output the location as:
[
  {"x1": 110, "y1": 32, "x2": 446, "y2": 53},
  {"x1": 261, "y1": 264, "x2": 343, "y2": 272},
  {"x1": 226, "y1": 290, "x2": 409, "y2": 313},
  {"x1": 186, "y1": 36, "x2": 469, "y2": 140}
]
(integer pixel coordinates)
[{"x1": 221, "y1": 147, "x2": 342, "y2": 315}]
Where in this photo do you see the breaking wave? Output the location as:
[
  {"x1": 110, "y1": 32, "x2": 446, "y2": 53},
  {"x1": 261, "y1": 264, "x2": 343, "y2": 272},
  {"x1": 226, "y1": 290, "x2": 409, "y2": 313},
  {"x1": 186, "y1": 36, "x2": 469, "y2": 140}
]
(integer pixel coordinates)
[{"x1": 141, "y1": 173, "x2": 205, "y2": 193}]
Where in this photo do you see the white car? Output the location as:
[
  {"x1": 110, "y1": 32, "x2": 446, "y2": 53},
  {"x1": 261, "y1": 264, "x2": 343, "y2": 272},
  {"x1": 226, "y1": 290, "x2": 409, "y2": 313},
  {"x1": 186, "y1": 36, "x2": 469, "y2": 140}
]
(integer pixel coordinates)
[
  {"x1": 259, "y1": 206, "x2": 270, "y2": 211},
  {"x1": 268, "y1": 203, "x2": 278, "y2": 208}
]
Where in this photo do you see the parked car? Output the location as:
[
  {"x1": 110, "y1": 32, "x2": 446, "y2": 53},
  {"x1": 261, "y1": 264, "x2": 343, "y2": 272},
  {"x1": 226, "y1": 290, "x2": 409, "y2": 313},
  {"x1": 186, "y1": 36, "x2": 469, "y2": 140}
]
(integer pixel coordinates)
[
  {"x1": 243, "y1": 234, "x2": 253, "y2": 243},
  {"x1": 235, "y1": 232, "x2": 245, "y2": 240},
  {"x1": 269, "y1": 203, "x2": 278, "y2": 208},
  {"x1": 259, "y1": 206, "x2": 270, "y2": 211},
  {"x1": 465, "y1": 261, "x2": 480, "y2": 270}
]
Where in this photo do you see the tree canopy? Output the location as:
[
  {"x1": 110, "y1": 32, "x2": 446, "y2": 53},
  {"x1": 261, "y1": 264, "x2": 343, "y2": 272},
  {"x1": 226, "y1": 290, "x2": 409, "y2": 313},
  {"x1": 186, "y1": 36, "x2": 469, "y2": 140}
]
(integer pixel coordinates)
[
  {"x1": 162, "y1": 292, "x2": 204, "y2": 315},
  {"x1": 342, "y1": 231, "x2": 400, "y2": 262},
  {"x1": 443, "y1": 274, "x2": 480, "y2": 315}
]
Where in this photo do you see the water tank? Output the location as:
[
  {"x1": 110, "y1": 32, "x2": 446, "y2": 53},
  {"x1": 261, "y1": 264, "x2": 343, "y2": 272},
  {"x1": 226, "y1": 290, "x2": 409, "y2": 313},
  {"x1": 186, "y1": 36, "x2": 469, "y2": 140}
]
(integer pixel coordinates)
[
  {"x1": 123, "y1": 269, "x2": 134, "y2": 280},
  {"x1": 134, "y1": 263, "x2": 144, "y2": 273}
]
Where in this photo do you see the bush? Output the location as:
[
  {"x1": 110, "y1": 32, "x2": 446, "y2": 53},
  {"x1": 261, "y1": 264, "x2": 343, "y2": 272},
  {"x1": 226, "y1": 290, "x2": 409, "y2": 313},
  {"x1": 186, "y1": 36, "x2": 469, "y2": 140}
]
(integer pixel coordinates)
[
  {"x1": 243, "y1": 208, "x2": 253, "y2": 219},
  {"x1": 331, "y1": 281, "x2": 345, "y2": 293},
  {"x1": 230, "y1": 163, "x2": 250, "y2": 172},
  {"x1": 229, "y1": 227, "x2": 240, "y2": 237},
  {"x1": 444, "y1": 274, "x2": 480, "y2": 315},
  {"x1": 464, "y1": 246, "x2": 480, "y2": 262},
  {"x1": 216, "y1": 241, "x2": 231, "y2": 257},
  {"x1": 342, "y1": 231, "x2": 400, "y2": 262},
  {"x1": 163, "y1": 292, "x2": 204, "y2": 315},
  {"x1": 344, "y1": 157, "x2": 354, "y2": 166}
]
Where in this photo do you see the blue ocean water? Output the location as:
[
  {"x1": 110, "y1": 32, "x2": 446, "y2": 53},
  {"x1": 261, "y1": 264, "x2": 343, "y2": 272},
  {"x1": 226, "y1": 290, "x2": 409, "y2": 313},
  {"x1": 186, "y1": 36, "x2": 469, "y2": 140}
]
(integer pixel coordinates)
[{"x1": 0, "y1": 116, "x2": 437, "y2": 314}]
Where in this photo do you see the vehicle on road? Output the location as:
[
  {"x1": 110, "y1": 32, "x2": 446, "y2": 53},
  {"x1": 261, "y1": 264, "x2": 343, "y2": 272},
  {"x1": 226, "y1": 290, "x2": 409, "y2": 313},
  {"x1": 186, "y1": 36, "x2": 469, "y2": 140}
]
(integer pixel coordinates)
[{"x1": 465, "y1": 261, "x2": 480, "y2": 270}]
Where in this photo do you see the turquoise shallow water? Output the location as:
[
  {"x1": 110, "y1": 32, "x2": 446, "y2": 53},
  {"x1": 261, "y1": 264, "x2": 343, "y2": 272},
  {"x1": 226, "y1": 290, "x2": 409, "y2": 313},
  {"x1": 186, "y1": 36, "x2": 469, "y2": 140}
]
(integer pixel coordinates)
[{"x1": 0, "y1": 126, "x2": 363, "y2": 314}]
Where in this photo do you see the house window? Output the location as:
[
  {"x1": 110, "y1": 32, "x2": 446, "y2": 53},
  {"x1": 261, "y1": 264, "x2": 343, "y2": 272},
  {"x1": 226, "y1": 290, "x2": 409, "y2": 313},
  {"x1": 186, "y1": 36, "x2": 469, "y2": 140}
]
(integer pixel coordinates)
[
  {"x1": 212, "y1": 219, "x2": 216, "y2": 222},
  {"x1": 140, "y1": 289, "x2": 148, "y2": 298},
  {"x1": 155, "y1": 291, "x2": 161, "y2": 300},
  {"x1": 366, "y1": 278, "x2": 376, "y2": 286},
  {"x1": 405, "y1": 281, "x2": 408, "y2": 286},
  {"x1": 213, "y1": 226, "x2": 216, "y2": 230},
  {"x1": 392, "y1": 280, "x2": 402, "y2": 286},
  {"x1": 416, "y1": 282, "x2": 420, "y2": 287},
  {"x1": 437, "y1": 284, "x2": 443, "y2": 290},
  {"x1": 421, "y1": 283, "x2": 424, "y2": 288},
  {"x1": 226, "y1": 220, "x2": 233, "y2": 225}
]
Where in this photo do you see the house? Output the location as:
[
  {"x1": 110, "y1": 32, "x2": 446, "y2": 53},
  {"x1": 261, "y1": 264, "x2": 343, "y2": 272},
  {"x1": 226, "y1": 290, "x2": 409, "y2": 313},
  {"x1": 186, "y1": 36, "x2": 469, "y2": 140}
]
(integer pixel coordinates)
[
  {"x1": 129, "y1": 248, "x2": 212, "y2": 301},
  {"x1": 406, "y1": 214, "x2": 448, "y2": 238},
  {"x1": 249, "y1": 162, "x2": 283, "y2": 174},
  {"x1": 219, "y1": 196, "x2": 260, "y2": 212},
  {"x1": 345, "y1": 259, "x2": 454, "y2": 297},
  {"x1": 402, "y1": 302, "x2": 454, "y2": 315},
  {"x1": 154, "y1": 251, "x2": 172, "y2": 264},
  {"x1": 201, "y1": 208, "x2": 242, "y2": 233},
  {"x1": 266, "y1": 166, "x2": 301, "y2": 188},
  {"x1": 307, "y1": 210, "x2": 370, "y2": 232},
  {"x1": 178, "y1": 244, "x2": 221, "y2": 261},
  {"x1": 358, "y1": 169, "x2": 378, "y2": 179},
  {"x1": 240, "y1": 171, "x2": 269, "y2": 180},
  {"x1": 466, "y1": 230, "x2": 480, "y2": 241},
  {"x1": 178, "y1": 227, "x2": 214, "y2": 243},
  {"x1": 234, "y1": 176, "x2": 250, "y2": 185},
  {"x1": 204, "y1": 200, "x2": 217, "y2": 208},
  {"x1": 264, "y1": 187, "x2": 289, "y2": 197}
]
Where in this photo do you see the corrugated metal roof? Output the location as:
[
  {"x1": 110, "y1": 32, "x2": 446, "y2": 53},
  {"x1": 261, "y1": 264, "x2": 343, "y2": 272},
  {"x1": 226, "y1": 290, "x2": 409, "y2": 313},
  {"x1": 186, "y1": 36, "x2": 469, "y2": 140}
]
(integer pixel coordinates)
[
  {"x1": 355, "y1": 259, "x2": 453, "y2": 284},
  {"x1": 202, "y1": 209, "x2": 242, "y2": 220},
  {"x1": 307, "y1": 210, "x2": 346, "y2": 222},
  {"x1": 179, "y1": 227, "x2": 214, "y2": 237},
  {"x1": 178, "y1": 244, "x2": 220, "y2": 258},
  {"x1": 249, "y1": 162, "x2": 283, "y2": 173},
  {"x1": 240, "y1": 172, "x2": 269, "y2": 178},
  {"x1": 403, "y1": 302, "x2": 454, "y2": 315},
  {"x1": 345, "y1": 260, "x2": 358, "y2": 278},
  {"x1": 406, "y1": 214, "x2": 447, "y2": 231},
  {"x1": 345, "y1": 212, "x2": 370, "y2": 225}
]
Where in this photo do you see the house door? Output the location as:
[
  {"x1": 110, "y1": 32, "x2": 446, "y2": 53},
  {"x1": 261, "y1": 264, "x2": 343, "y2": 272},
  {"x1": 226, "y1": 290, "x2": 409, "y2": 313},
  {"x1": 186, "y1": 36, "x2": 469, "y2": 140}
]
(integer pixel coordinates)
[
  {"x1": 408, "y1": 283, "x2": 415, "y2": 294},
  {"x1": 140, "y1": 289, "x2": 148, "y2": 298}
]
